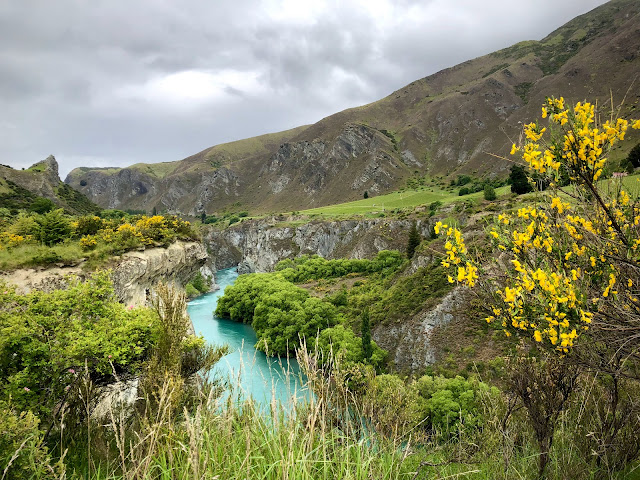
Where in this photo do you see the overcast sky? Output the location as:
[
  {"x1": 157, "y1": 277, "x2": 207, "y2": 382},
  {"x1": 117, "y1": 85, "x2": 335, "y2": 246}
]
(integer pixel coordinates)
[{"x1": 1, "y1": 0, "x2": 608, "y2": 178}]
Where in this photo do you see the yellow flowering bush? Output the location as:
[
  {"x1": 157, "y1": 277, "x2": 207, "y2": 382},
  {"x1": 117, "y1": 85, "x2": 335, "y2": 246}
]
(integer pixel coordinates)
[
  {"x1": 0, "y1": 232, "x2": 32, "y2": 249},
  {"x1": 438, "y1": 97, "x2": 640, "y2": 354},
  {"x1": 79, "y1": 235, "x2": 98, "y2": 250}
]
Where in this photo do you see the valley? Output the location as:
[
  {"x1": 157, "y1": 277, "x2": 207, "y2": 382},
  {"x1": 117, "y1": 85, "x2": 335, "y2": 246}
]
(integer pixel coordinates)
[{"x1": 2, "y1": 1, "x2": 640, "y2": 478}]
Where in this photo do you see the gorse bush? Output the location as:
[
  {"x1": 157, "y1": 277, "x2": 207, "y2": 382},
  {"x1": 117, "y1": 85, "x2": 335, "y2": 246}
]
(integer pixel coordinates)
[{"x1": 437, "y1": 95, "x2": 640, "y2": 477}]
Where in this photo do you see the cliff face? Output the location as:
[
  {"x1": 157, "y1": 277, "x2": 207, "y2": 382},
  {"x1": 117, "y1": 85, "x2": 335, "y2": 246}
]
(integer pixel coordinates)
[
  {"x1": 110, "y1": 241, "x2": 210, "y2": 306},
  {"x1": 204, "y1": 217, "x2": 433, "y2": 273},
  {"x1": 372, "y1": 287, "x2": 468, "y2": 372},
  {"x1": 0, "y1": 241, "x2": 210, "y2": 306}
]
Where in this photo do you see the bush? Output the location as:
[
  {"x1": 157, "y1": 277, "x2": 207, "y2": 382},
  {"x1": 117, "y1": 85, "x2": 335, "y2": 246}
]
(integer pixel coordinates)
[
  {"x1": 275, "y1": 251, "x2": 405, "y2": 283},
  {"x1": 458, "y1": 187, "x2": 470, "y2": 196},
  {"x1": 316, "y1": 324, "x2": 385, "y2": 369},
  {"x1": 414, "y1": 374, "x2": 495, "y2": 439},
  {"x1": 190, "y1": 272, "x2": 210, "y2": 294},
  {"x1": 185, "y1": 283, "x2": 200, "y2": 298},
  {"x1": 216, "y1": 274, "x2": 340, "y2": 355},
  {"x1": 627, "y1": 142, "x2": 640, "y2": 168},
  {"x1": 483, "y1": 185, "x2": 497, "y2": 201},
  {"x1": 28, "y1": 197, "x2": 55, "y2": 214},
  {"x1": 37, "y1": 209, "x2": 71, "y2": 246},
  {"x1": 0, "y1": 402, "x2": 63, "y2": 479},
  {"x1": 0, "y1": 273, "x2": 160, "y2": 418}
]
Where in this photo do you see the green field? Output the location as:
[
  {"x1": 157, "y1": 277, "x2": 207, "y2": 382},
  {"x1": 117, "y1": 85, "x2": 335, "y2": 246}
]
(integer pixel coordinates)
[
  {"x1": 298, "y1": 172, "x2": 640, "y2": 218},
  {"x1": 300, "y1": 185, "x2": 511, "y2": 216}
]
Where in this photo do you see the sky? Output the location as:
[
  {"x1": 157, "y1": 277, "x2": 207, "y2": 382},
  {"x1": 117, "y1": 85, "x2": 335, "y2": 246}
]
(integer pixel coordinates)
[{"x1": 0, "y1": 0, "x2": 608, "y2": 178}]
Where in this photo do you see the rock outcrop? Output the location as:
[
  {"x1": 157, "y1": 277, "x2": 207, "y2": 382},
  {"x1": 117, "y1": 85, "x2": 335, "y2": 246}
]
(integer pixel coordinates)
[
  {"x1": 0, "y1": 241, "x2": 210, "y2": 306},
  {"x1": 0, "y1": 155, "x2": 99, "y2": 214},
  {"x1": 372, "y1": 288, "x2": 467, "y2": 372},
  {"x1": 110, "y1": 241, "x2": 209, "y2": 306}
]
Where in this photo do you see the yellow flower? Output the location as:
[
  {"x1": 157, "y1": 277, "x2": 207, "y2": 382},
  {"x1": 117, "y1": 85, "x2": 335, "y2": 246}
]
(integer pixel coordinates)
[{"x1": 534, "y1": 330, "x2": 542, "y2": 342}]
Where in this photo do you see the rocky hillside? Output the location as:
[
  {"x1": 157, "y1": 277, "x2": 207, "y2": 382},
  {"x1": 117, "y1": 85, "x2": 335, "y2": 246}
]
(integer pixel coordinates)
[
  {"x1": 67, "y1": 0, "x2": 640, "y2": 215},
  {"x1": 1, "y1": 155, "x2": 100, "y2": 214}
]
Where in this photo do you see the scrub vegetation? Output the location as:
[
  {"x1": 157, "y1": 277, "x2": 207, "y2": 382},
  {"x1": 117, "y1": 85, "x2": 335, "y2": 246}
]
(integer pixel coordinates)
[{"x1": 0, "y1": 208, "x2": 198, "y2": 270}]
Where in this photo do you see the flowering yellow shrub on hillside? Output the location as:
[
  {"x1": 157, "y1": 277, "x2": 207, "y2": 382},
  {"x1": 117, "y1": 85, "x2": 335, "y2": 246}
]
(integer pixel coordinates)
[{"x1": 438, "y1": 97, "x2": 640, "y2": 353}]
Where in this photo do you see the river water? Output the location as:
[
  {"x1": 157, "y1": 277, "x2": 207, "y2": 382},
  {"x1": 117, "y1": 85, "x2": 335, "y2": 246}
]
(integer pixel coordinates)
[{"x1": 188, "y1": 267, "x2": 305, "y2": 407}]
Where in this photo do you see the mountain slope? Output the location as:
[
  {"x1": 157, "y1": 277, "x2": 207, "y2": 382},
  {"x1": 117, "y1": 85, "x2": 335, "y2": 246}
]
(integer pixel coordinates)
[
  {"x1": 67, "y1": 0, "x2": 640, "y2": 215},
  {"x1": 1, "y1": 156, "x2": 100, "y2": 214}
]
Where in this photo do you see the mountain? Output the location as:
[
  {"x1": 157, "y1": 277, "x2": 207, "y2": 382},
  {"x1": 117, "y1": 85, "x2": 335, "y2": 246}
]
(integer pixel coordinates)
[
  {"x1": 0, "y1": 155, "x2": 100, "y2": 214},
  {"x1": 66, "y1": 0, "x2": 640, "y2": 216}
]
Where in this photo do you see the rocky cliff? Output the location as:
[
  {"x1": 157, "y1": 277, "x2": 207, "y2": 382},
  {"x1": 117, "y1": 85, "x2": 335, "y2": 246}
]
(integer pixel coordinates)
[
  {"x1": 0, "y1": 241, "x2": 211, "y2": 306},
  {"x1": 66, "y1": 0, "x2": 640, "y2": 215},
  {"x1": 204, "y1": 216, "x2": 433, "y2": 273}
]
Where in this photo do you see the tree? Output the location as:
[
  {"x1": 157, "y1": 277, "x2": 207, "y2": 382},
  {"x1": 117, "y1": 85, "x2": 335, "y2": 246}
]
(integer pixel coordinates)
[
  {"x1": 37, "y1": 209, "x2": 71, "y2": 246},
  {"x1": 483, "y1": 184, "x2": 496, "y2": 201},
  {"x1": 406, "y1": 221, "x2": 421, "y2": 259},
  {"x1": 509, "y1": 164, "x2": 533, "y2": 194},
  {"x1": 28, "y1": 197, "x2": 55, "y2": 214},
  {"x1": 627, "y1": 142, "x2": 640, "y2": 168},
  {"x1": 364, "y1": 191, "x2": 369, "y2": 199},
  {"x1": 361, "y1": 309, "x2": 372, "y2": 361}
]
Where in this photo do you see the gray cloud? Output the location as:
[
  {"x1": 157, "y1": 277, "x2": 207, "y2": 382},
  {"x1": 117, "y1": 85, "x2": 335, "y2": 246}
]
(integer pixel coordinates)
[{"x1": 0, "y1": 0, "x2": 608, "y2": 177}]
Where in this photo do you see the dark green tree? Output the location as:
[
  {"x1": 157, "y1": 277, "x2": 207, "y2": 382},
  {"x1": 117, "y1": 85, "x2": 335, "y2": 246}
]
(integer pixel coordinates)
[
  {"x1": 361, "y1": 309, "x2": 372, "y2": 361},
  {"x1": 406, "y1": 221, "x2": 421, "y2": 259},
  {"x1": 152, "y1": 206, "x2": 158, "y2": 216},
  {"x1": 28, "y1": 197, "x2": 55, "y2": 214},
  {"x1": 627, "y1": 142, "x2": 640, "y2": 168},
  {"x1": 483, "y1": 184, "x2": 497, "y2": 201},
  {"x1": 364, "y1": 191, "x2": 369, "y2": 199},
  {"x1": 509, "y1": 164, "x2": 533, "y2": 195},
  {"x1": 37, "y1": 209, "x2": 71, "y2": 246}
]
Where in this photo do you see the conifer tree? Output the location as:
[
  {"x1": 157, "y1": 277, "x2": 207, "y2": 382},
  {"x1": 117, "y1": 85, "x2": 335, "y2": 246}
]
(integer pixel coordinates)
[
  {"x1": 361, "y1": 308, "x2": 372, "y2": 361},
  {"x1": 406, "y1": 220, "x2": 421, "y2": 259}
]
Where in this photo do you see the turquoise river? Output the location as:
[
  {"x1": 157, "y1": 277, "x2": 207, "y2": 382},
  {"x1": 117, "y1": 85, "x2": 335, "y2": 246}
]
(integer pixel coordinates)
[{"x1": 188, "y1": 267, "x2": 305, "y2": 407}]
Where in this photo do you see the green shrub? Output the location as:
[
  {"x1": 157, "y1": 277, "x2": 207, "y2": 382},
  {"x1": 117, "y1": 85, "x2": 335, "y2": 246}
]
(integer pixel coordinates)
[
  {"x1": 216, "y1": 274, "x2": 339, "y2": 355},
  {"x1": 483, "y1": 185, "x2": 497, "y2": 201},
  {"x1": 28, "y1": 197, "x2": 55, "y2": 214},
  {"x1": 37, "y1": 209, "x2": 71, "y2": 246},
  {"x1": 0, "y1": 402, "x2": 63, "y2": 479},
  {"x1": 275, "y1": 251, "x2": 405, "y2": 283},
  {"x1": 0, "y1": 273, "x2": 160, "y2": 418},
  {"x1": 414, "y1": 374, "x2": 496, "y2": 439},
  {"x1": 190, "y1": 271, "x2": 210, "y2": 294},
  {"x1": 185, "y1": 282, "x2": 200, "y2": 298}
]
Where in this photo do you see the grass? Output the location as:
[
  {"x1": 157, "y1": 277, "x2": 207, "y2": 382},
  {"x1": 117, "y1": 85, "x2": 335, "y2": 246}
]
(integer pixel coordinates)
[
  {"x1": 0, "y1": 242, "x2": 85, "y2": 270},
  {"x1": 300, "y1": 185, "x2": 510, "y2": 217}
]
